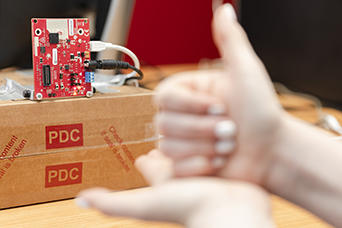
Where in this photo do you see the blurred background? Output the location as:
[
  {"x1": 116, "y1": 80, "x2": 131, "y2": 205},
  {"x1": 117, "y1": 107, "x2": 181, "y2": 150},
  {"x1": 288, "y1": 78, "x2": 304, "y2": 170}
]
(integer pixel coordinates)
[{"x1": 1, "y1": 0, "x2": 342, "y2": 107}]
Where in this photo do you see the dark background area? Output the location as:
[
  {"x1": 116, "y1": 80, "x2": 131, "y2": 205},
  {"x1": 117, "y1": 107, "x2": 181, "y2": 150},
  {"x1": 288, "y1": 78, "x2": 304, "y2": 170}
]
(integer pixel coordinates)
[
  {"x1": 1, "y1": 0, "x2": 342, "y2": 106},
  {"x1": 0, "y1": 0, "x2": 110, "y2": 69},
  {"x1": 240, "y1": 0, "x2": 342, "y2": 106}
]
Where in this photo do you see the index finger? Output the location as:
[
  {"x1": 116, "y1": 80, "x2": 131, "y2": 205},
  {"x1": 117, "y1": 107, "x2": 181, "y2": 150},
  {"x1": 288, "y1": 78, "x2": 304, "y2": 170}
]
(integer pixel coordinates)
[{"x1": 155, "y1": 72, "x2": 226, "y2": 115}]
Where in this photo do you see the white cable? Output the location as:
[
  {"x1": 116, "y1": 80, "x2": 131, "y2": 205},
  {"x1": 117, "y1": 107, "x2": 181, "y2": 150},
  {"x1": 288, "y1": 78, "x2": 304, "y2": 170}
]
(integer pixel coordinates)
[
  {"x1": 104, "y1": 42, "x2": 140, "y2": 78},
  {"x1": 321, "y1": 114, "x2": 342, "y2": 135},
  {"x1": 274, "y1": 82, "x2": 342, "y2": 142},
  {"x1": 332, "y1": 136, "x2": 342, "y2": 141},
  {"x1": 90, "y1": 41, "x2": 141, "y2": 83},
  {"x1": 274, "y1": 82, "x2": 342, "y2": 136}
]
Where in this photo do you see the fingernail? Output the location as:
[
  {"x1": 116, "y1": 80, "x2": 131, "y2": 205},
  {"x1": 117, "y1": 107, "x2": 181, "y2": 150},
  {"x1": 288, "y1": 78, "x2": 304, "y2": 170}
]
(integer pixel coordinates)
[
  {"x1": 215, "y1": 140, "x2": 235, "y2": 155},
  {"x1": 175, "y1": 156, "x2": 208, "y2": 172},
  {"x1": 220, "y1": 3, "x2": 237, "y2": 21},
  {"x1": 75, "y1": 197, "x2": 90, "y2": 209},
  {"x1": 208, "y1": 104, "x2": 226, "y2": 115},
  {"x1": 212, "y1": 157, "x2": 226, "y2": 169},
  {"x1": 215, "y1": 120, "x2": 236, "y2": 139}
]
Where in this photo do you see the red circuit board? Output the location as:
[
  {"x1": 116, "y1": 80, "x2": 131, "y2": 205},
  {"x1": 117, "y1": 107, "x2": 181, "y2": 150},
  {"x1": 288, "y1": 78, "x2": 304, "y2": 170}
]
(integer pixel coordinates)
[{"x1": 31, "y1": 18, "x2": 93, "y2": 100}]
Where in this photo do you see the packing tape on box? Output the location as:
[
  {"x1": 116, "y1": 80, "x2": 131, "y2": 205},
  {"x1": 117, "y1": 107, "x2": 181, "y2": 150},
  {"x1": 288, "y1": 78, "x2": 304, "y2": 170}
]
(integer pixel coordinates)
[{"x1": 0, "y1": 133, "x2": 161, "y2": 160}]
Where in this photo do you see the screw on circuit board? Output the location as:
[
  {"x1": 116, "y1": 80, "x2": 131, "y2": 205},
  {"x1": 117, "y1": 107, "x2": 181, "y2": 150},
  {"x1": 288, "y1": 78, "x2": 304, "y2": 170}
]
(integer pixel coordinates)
[
  {"x1": 86, "y1": 91, "x2": 93, "y2": 98},
  {"x1": 36, "y1": 93, "x2": 43, "y2": 100}
]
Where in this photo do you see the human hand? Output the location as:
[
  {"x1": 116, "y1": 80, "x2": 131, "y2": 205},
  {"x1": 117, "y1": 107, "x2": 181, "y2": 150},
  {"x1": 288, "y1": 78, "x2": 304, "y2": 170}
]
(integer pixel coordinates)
[
  {"x1": 76, "y1": 150, "x2": 275, "y2": 228},
  {"x1": 155, "y1": 3, "x2": 285, "y2": 186},
  {"x1": 77, "y1": 4, "x2": 342, "y2": 227}
]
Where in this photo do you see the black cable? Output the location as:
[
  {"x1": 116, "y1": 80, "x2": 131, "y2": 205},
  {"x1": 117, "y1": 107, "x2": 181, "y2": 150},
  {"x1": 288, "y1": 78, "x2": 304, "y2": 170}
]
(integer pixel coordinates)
[
  {"x1": 138, "y1": 60, "x2": 168, "y2": 89},
  {"x1": 85, "y1": 59, "x2": 144, "y2": 80},
  {"x1": 126, "y1": 65, "x2": 144, "y2": 81}
]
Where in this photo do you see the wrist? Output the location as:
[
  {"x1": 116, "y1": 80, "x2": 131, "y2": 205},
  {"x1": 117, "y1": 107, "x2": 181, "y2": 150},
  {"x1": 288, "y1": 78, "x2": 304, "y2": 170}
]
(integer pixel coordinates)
[
  {"x1": 189, "y1": 182, "x2": 275, "y2": 228},
  {"x1": 264, "y1": 114, "x2": 342, "y2": 227},
  {"x1": 264, "y1": 113, "x2": 300, "y2": 193},
  {"x1": 264, "y1": 112, "x2": 339, "y2": 195}
]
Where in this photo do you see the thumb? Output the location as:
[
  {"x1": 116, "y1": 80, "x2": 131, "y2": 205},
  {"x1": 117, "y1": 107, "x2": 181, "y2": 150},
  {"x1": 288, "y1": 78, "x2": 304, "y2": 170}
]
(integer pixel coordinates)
[
  {"x1": 75, "y1": 181, "x2": 198, "y2": 224},
  {"x1": 212, "y1": 3, "x2": 257, "y2": 66},
  {"x1": 212, "y1": 3, "x2": 280, "y2": 118},
  {"x1": 134, "y1": 150, "x2": 174, "y2": 186}
]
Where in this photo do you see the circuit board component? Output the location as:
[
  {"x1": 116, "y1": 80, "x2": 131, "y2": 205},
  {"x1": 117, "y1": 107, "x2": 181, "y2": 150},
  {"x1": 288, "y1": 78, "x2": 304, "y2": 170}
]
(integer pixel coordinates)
[{"x1": 31, "y1": 18, "x2": 93, "y2": 100}]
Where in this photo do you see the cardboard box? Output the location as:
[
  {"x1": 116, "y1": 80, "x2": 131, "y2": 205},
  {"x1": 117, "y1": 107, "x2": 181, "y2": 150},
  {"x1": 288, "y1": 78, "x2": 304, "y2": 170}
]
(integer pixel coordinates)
[{"x1": 0, "y1": 72, "x2": 157, "y2": 209}]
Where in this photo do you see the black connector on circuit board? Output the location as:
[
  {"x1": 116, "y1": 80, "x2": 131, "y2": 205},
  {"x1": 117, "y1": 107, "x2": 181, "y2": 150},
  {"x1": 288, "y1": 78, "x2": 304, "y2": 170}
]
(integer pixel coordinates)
[
  {"x1": 42, "y1": 65, "x2": 51, "y2": 86},
  {"x1": 84, "y1": 60, "x2": 143, "y2": 80},
  {"x1": 85, "y1": 60, "x2": 131, "y2": 70}
]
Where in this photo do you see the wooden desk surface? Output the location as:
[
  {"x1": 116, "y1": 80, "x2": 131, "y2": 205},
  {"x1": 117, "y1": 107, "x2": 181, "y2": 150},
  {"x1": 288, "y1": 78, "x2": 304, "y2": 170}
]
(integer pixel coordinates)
[{"x1": 0, "y1": 64, "x2": 336, "y2": 228}]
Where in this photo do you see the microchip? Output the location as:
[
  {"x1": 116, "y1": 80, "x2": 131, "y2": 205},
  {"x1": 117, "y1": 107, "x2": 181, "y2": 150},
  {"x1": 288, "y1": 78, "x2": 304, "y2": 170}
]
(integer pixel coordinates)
[
  {"x1": 49, "y1": 33, "x2": 59, "y2": 44},
  {"x1": 64, "y1": 64, "x2": 69, "y2": 70},
  {"x1": 70, "y1": 54, "x2": 74, "y2": 59},
  {"x1": 40, "y1": 46, "x2": 46, "y2": 53},
  {"x1": 42, "y1": 65, "x2": 51, "y2": 86}
]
